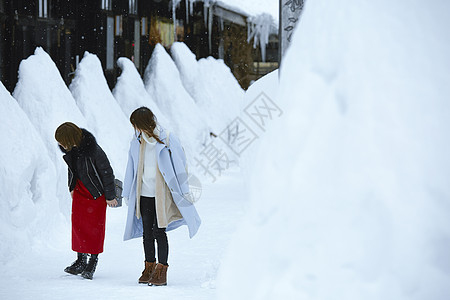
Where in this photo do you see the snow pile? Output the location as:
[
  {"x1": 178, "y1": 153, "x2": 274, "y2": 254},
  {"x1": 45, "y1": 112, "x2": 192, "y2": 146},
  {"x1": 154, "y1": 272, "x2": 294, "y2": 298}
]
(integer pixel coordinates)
[
  {"x1": 144, "y1": 43, "x2": 209, "y2": 159},
  {"x1": 196, "y1": 56, "x2": 244, "y2": 132},
  {"x1": 170, "y1": 42, "x2": 243, "y2": 136},
  {"x1": 244, "y1": 69, "x2": 278, "y2": 110},
  {"x1": 69, "y1": 52, "x2": 132, "y2": 179},
  {"x1": 218, "y1": 0, "x2": 450, "y2": 299},
  {"x1": 113, "y1": 57, "x2": 169, "y2": 129},
  {"x1": 170, "y1": 42, "x2": 199, "y2": 102},
  {"x1": 239, "y1": 69, "x2": 278, "y2": 181},
  {"x1": 13, "y1": 47, "x2": 87, "y2": 217},
  {"x1": 0, "y1": 82, "x2": 63, "y2": 263}
]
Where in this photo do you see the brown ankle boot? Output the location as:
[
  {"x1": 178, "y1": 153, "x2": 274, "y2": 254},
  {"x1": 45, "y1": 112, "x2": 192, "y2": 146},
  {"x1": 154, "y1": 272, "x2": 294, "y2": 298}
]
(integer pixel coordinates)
[
  {"x1": 148, "y1": 263, "x2": 168, "y2": 286},
  {"x1": 138, "y1": 261, "x2": 156, "y2": 284}
]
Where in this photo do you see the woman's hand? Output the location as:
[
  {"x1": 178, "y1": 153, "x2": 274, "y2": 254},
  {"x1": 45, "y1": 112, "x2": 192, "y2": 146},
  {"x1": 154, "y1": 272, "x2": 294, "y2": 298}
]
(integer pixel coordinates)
[{"x1": 106, "y1": 199, "x2": 118, "y2": 207}]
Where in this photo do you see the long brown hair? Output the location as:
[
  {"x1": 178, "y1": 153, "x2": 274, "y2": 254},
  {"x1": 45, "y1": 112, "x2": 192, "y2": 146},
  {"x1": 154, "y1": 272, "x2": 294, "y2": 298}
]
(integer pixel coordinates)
[
  {"x1": 55, "y1": 122, "x2": 83, "y2": 151},
  {"x1": 130, "y1": 107, "x2": 163, "y2": 144}
]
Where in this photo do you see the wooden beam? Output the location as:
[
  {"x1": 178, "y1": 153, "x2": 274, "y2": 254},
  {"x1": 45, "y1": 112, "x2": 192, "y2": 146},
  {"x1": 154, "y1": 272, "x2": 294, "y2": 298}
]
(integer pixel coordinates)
[{"x1": 213, "y1": 5, "x2": 246, "y2": 27}]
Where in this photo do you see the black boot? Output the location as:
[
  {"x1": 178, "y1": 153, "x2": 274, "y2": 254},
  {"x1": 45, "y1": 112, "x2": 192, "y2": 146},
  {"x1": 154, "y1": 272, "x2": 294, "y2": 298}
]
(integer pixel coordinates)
[
  {"x1": 64, "y1": 253, "x2": 87, "y2": 275},
  {"x1": 81, "y1": 254, "x2": 98, "y2": 280}
]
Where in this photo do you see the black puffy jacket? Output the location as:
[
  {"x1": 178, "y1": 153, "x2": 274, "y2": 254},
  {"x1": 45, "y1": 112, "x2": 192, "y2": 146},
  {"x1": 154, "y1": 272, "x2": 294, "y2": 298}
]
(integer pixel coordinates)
[{"x1": 60, "y1": 129, "x2": 115, "y2": 200}]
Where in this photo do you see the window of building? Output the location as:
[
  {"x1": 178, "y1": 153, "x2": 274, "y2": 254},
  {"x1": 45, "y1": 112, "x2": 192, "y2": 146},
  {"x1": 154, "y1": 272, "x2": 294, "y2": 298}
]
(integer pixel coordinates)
[
  {"x1": 102, "y1": 0, "x2": 112, "y2": 10},
  {"x1": 129, "y1": 0, "x2": 138, "y2": 15},
  {"x1": 115, "y1": 15, "x2": 123, "y2": 36},
  {"x1": 38, "y1": 0, "x2": 48, "y2": 18},
  {"x1": 134, "y1": 19, "x2": 140, "y2": 67},
  {"x1": 106, "y1": 16, "x2": 114, "y2": 70},
  {"x1": 141, "y1": 17, "x2": 148, "y2": 36}
]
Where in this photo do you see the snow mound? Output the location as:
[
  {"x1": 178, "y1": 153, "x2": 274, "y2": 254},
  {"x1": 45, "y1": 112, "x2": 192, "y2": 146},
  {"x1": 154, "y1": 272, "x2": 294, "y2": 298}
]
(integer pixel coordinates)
[
  {"x1": 171, "y1": 42, "x2": 244, "y2": 136},
  {"x1": 170, "y1": 42, "x2": 199, "y2": 101},
  {"x1": 239, "y1": 69, "x2": 278, "y2": 181},
  {"x1": 144, "y1": 43, "x2": 209, "y2": 160},
  {"x1": 245, "y1": 69, "x2": 278, "y2": 109},
  {"x1": 113, "y1": 57, "x2": 169, "y2": 129},
  {"x1": 0, "y1": 82, "x2": 63, "y2": 263},
  {"x1": 70, "y1": 52, "x2": 133, "y2": 179},
  {"x1": 197, "y1": 56, "x2": 243, "y2": 121},
  {"x1": 218, "y1": 0, "x2": 450, "y2": 299},
  {"x1": 13, "y1": 47, "x2": 87, "y2": 217}
]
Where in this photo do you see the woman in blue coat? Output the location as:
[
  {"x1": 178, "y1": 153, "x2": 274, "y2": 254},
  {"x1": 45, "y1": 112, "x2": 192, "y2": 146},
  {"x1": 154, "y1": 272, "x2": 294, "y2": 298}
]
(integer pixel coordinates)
[{"x1": 123, "y1": 107, "x2": 201, "y2": 286}]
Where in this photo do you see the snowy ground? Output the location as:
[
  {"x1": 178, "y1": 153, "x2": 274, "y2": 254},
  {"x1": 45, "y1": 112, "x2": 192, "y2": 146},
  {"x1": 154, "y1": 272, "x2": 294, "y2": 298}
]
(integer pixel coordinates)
[
  {"x1": 0, "y1": 168, "x2": 246, "y2": 300},
  {"x1": 2, "y1": 1, "x2": 449, "y2": 299}
]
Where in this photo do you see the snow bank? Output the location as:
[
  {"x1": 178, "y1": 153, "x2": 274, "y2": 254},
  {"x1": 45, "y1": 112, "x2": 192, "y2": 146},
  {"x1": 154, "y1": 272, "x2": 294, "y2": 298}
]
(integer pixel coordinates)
[
  {"x1": 218, "y1": 0, "x2": 450, "y2": 299},
  {"x1": 170, "y1": 42, "x2": 243, "y2": 135},
  {"x1": 245, "y1": 69, "x2": 278, "y2": 109},
  {"x1": 113, "y1": 57, "x2": 169, "y2": 129},
  {"x1": 144, "y1": 43, "x2": 209, "y2": 160},
  {"x1": 13, "y1": 47, "x2": 87, "y2": 217},
  {"x1": 170, "y1": 42, "x2": 199, "y2": 103},
  {"x1": 70, "y1": 52, "x2": 132, "y2": 179},
  {"x1": 197, "y1": 56, "x2": 243, "y2": 120},
  {"x1": 239, "y1": 69, "x2": 278, "y2": 182},
  {"x1": 0, "y1": 82, "x2": 63, "y2": 263}
]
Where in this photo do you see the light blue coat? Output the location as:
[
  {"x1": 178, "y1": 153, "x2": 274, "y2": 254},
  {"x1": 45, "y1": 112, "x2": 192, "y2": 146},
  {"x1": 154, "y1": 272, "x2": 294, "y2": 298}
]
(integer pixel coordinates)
[{"x1": 123, "y1": 128, "x2": 201, "y2": 241}]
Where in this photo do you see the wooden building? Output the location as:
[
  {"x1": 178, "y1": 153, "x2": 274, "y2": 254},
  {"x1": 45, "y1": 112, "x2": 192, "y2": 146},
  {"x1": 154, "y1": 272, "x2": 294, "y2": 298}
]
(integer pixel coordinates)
[{"x1": 0, "y1": 0, "x2": 278, "y2": 92}]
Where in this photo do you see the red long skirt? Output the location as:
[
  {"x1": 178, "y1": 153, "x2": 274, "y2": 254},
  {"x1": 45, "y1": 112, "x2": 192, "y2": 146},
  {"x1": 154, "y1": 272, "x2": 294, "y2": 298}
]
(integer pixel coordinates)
[{"x1": 71, "y1": 180, "x2": 107, "y2": 254}]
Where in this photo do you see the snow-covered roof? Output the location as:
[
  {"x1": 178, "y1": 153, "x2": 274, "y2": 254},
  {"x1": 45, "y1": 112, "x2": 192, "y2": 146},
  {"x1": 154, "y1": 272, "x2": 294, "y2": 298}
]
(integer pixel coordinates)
[
  {"x1": 215, "y1": 0, "x2": 279, "y2": 23},
  {"x1": 177, "y1": 0, "x2": 279, "y2": 24}
]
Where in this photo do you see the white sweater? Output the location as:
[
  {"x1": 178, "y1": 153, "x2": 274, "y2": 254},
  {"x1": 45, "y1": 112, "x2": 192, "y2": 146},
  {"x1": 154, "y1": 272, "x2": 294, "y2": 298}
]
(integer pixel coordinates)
[{"x1": 140, "y1": 132, "x2": 157, "y2": 197}]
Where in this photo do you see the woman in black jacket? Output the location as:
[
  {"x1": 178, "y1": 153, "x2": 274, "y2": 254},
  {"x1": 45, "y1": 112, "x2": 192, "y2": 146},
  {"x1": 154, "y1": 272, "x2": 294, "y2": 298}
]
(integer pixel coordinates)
[{"x1": 55, "y1": 122, "x2": 117, "y2": 280}]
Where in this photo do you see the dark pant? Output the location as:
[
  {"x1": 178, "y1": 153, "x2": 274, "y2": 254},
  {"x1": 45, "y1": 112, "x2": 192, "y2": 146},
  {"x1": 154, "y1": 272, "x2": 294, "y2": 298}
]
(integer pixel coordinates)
[{"x1": 140, "y1": 196, "x2": 168, "y2": 265}]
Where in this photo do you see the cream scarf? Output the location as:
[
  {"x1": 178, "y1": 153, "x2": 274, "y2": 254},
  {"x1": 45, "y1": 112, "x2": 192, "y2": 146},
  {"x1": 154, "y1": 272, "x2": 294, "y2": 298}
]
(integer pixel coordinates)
[{"x1": 135, "y1": 131, "x2": 182, "y2": 228}]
